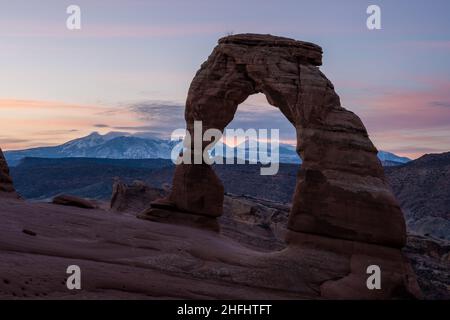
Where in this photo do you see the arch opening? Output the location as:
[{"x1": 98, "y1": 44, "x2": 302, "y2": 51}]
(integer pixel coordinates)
[{"x1": 209, "y1": 93, "x2": 300, "y2": 166}]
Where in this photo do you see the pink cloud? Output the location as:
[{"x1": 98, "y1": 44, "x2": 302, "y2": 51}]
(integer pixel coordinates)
[
  {"x1": 345, "y1": 79, "x2": 450, "y2": 159},
  {"x1": 360, "y1": 81, "x2": 450, "y2": 131},
  {"x1": 0, "y1": 99, "x2": 144, "y2": 150}
]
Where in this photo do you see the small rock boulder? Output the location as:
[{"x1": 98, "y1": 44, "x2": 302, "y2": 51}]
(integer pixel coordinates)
[
  {"x1": 52, "y1": 194, "x2": 97, "y2": 209},
  {"x1": 110, "y1": 179, "x2": 167, "y2": 213}
]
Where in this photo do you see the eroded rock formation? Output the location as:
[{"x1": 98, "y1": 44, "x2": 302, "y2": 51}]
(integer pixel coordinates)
[
  {"x1": 144, "y1": 33, "x2": 421, "y2": 299},
  {"x1": 0, "y1": 148, "x2": 17, "y2": 196},
  {"x1": 167, "y1": 34, "x2": 405, "y2": 246},
  {"x1": 111, "y1": 179, "x2": 167, "y2": 213}
]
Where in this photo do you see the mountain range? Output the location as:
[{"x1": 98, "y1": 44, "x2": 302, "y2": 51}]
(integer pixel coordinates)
[
  {"x1": 4, "y1": 132, "x2": 411, "y2": 166},
  {"x1": 4, "y1": 132, "x2": 180, "y2": 166}
]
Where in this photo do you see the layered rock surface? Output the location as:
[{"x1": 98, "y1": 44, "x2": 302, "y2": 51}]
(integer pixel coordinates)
[{"x1": 0, "y1": 195, "x2": 424, "y2": 299}]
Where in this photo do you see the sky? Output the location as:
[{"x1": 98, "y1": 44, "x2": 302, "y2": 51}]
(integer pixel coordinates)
[{"x1": 0, "y1": 0, "x2": 449, "y2": 159}]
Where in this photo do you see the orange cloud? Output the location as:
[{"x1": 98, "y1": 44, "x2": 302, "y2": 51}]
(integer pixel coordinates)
[
  {"x1": 350, "y1": 80, "x2": 450, "y2": 159},
  {"x1": 0, "y1": 99, "x2": 143, "y2": 150},
  {"x1": 360, "y1": 81, "x2": 450, "y2": 130}
]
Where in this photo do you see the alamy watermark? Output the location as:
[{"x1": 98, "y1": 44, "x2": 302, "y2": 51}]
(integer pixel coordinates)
[
  {"x1": 66, "y1": 5, "x2": 81, "y2": 30},
  {"x1": 367, "y1": 5, "x2": 381, "y2": 30},
  {"x1": 366, "y1": 265, "x2": 381, "y2": 290},
  {"x1": 66, "y1": 265, "x2": 81, "y2": 290}
]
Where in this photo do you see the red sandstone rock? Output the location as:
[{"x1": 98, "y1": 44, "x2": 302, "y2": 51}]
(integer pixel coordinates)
[
  {"x1": 285, "y1": 231, "x2": 422, "y2": 299},
  {"x1": 0, "y1": 197, "x2": 423, "y2": 299},
  {"x1": 52, "y1": 194, "x2": 97, "y2": 209},
  {"x1": 149, "y1": 33, "x2": 420, "y2": 299},
  {"x1": 110, "y1": 179, "x2": 166, "y2": 213},
  {"x1": 0, "y1": 148, "x2": 17, "y2": 196},
  {"x1": 169, "y1": 164, "x2": 224, "y2": 217},
  {"x1": 166, "y1": 33, "x2": 406, "y2": 248}
]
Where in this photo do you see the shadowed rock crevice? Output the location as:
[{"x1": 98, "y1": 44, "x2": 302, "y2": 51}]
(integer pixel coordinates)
[{"x1": 0, "y1": 148, "x2": 17, "y2": 196}]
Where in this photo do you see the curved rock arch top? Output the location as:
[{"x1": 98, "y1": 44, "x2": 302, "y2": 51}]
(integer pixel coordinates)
[{"x1": 166, "y1": 34, "x2": 406, "y2": 248}]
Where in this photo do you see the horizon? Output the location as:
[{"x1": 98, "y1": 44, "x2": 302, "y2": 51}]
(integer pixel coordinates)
[
  {"x1": 3, "y1": 130, "x2": 419, "y2": 162},
  {"x1": 1, "y1": 0, "x2": 450, "y2": 159}
]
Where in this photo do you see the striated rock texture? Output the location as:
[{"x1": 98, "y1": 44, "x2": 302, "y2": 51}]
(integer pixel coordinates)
[
  {"x1": 168, "y1": 34, "x2": 406, "y2": 248},
  {"x1": 0, "y1": 148, "x2": 17, "y2": 196}
]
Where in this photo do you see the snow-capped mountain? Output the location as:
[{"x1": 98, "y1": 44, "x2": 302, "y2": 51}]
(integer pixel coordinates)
[
  {"x1": 4, "y1": 132, "x2": 181, "y2": 166},
  {"x1": 211, "y1": 139, "x2": 411, "y2": 165},
  {"x1": 211, "y1": 139, "x2": 301, "y2": 164},
  {"x1": 377, "y1": 151, "x2": 411, "y2": 165},
  {"x1": 4, "y1": 132, "x2": 411, "y2": 167}
]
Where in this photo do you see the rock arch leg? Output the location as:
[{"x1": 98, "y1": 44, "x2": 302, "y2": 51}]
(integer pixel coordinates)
[
  {"x1": 168, "y1": 49, "x2": 257, "y2": 217},
  {"x1": 285, "y1": 65, "x2": 406, "y2": 248}
]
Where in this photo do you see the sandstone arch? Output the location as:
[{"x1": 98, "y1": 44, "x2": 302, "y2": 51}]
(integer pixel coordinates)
[{"x1": 165, "y1": 34, "x2": 406, "y2": 249}]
